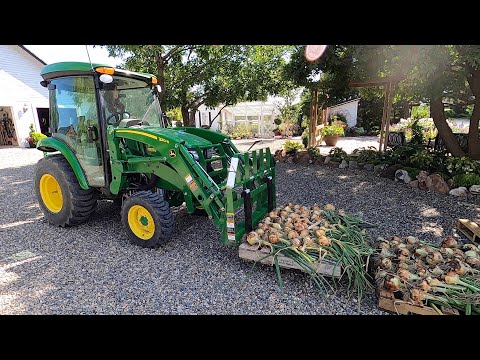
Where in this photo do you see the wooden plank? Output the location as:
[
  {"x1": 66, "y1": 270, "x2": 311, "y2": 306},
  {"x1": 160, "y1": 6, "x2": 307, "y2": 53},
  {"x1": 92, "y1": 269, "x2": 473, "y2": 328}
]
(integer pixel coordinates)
[
  {"x1": 457, "y1": 218, "x2": 480, "y2": 243},
  {"x1": 378, "y1": 289, "x2": 459, "y2": 315},
  {"x1": 239, "y1": 242, "x2": 341, "y2": 278}
]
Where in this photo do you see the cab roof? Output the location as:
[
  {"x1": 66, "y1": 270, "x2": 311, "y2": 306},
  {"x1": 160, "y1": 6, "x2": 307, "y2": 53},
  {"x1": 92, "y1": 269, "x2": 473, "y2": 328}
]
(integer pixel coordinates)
[{"x1": 40, "y1": 61, "x2": 156, "y2": 82}]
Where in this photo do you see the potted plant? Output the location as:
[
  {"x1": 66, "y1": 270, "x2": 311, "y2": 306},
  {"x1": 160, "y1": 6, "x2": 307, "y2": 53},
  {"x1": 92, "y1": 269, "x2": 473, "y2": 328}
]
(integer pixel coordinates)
[
  {"x1": 273, "y1": 118, "x2": 282, "y2": 137},
  {"x1": 321, "y1": 125, "x2": 344, "y2": 146},
  {"x1": 26, "y1": 123, "x2": 47, "y2": 148}
]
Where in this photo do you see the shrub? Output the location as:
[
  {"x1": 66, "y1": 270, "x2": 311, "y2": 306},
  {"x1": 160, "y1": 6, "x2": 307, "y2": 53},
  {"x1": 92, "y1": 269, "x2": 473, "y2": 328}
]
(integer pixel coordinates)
[
  {"x1": 328, "y1": 147, "x2": 347, "y2": 160},
  {"x1": 307, "y1": 146, "x2": 322, "y2": 159},
  {"x1": 410, "y1": 148, "x2": 434, "y2": 170},
  {"x1": 230, "y1": 123, "x2": 256, "y2": 139},
  {"x1": 301, "y1": 130, "x2": 309, "y2": 148},
  {"x1": 283, "y1": 140, "x2": 304, "y2": 154},
  {"x1": 352, "y1": 146, "x2": 378, "y2": 163},
  {"x1": 446, "y1": 156, "x2": 480, "y2": 176},
  {"x1": 453, "y1": 173, "x2": 480, "y2": 188},
  {"x1": 175, "y1": 121, "x2": 183, "y2": 127},
  {"x1": 411, "y1": 104, "x2": 430, "y2": 120},
  {"x1": 322, "y1": 125, "x2": 344, "y2": 137}
]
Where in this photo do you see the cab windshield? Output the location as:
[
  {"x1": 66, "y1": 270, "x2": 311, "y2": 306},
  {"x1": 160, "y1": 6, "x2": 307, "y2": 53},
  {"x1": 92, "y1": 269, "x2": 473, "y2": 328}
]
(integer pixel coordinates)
[{"x1": 100, "y1": 75, "x2": 164, "y2": 127}]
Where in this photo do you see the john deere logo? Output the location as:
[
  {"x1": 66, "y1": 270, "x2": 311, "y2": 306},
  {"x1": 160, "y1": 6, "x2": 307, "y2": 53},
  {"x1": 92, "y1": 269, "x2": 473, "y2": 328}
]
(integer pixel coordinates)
[{"x1": 169, "y1": 149, "x2": 176, "y2": 158}]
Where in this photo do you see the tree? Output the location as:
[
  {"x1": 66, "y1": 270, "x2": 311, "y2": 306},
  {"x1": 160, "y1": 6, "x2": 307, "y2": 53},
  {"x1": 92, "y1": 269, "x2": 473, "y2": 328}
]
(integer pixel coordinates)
[
  {"x1": 103, "y1": 45, "x2": 293, "y2": 127},
  {"x1": 350, "y1": 45, "x2": 480, "y2": 159}
]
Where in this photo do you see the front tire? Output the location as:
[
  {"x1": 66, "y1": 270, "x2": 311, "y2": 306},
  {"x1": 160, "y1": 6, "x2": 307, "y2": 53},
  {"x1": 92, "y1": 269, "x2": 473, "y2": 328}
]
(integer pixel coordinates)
[
  {"x1": 121, "y1": 191, "x2": 175, "y2": 248},
  {"x1": 35, "y1": 155, "x2": 98, "y2": 226}
]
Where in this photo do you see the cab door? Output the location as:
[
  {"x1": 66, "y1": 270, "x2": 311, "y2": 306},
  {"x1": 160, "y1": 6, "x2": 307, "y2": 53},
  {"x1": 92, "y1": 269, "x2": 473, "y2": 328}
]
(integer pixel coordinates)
[{"x1": 49, "y1": 76, "x2": 105, "y2": 187}]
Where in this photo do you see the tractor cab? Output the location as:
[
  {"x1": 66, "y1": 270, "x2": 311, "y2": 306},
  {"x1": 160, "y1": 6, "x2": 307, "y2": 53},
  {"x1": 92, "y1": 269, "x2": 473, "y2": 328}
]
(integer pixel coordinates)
[{"x1": 38, "y1": 62, "x2": 163, "y2": 189}]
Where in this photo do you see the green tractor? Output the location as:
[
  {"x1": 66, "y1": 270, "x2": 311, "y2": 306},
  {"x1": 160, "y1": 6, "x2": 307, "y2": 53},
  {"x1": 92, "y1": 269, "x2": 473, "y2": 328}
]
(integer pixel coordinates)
[{"x1": 34, "y1": 62, "x2": 276, "y2": 247}]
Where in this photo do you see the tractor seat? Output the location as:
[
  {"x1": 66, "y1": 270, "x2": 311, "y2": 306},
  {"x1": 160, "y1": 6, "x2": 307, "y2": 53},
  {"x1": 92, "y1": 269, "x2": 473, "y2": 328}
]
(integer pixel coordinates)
[{"x1": 118, "y1": 119, "x2": 150, "y2": 128}]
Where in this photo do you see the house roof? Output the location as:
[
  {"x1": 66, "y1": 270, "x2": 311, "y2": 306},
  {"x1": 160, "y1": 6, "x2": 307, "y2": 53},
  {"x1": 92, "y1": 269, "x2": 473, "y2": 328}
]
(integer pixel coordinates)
[
  {"x1": 328, "y1": 98, "x2": 360, "y2": 108},
  {"x1": 18, "y1": 45, "x2": 46, "y2": 65}
]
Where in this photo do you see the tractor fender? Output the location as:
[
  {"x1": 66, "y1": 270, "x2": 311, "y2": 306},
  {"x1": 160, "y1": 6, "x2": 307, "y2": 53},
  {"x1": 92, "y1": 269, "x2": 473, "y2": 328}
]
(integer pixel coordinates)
[{"x1": 36, "y1": 137, "x2": 90, "y2": 190}]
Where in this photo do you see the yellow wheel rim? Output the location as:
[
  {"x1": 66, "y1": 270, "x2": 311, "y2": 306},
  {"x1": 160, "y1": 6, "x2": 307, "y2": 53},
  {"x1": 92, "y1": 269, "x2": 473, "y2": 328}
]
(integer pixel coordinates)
[
  {"x1": 39, "y1": 174, "x2": 63, "y2": 213},
  {"x1": 128, "y1": 205, "x2": 155, "y2": 240}
]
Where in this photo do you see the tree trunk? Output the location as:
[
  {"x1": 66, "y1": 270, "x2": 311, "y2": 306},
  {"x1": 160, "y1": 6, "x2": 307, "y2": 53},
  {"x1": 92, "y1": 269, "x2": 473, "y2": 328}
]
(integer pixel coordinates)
[
  {"x1": 181, "y1": 105, "x2": 190, "y2": 125},
  {"x1": 430, "y1": 96, "x2": 465, "y2": 157},
  {"x1": 469, "y1": 99, "x2": 480, "y2": 159},
  {"x1": 466, "y1": 69, "x2": 480, "y2": 159}
]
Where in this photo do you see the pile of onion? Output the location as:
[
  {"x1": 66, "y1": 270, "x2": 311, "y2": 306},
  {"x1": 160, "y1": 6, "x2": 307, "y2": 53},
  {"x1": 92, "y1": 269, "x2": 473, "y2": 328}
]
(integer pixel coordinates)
[{"x1": 374, "y1": 234, "x2": 480, "y2": 315}]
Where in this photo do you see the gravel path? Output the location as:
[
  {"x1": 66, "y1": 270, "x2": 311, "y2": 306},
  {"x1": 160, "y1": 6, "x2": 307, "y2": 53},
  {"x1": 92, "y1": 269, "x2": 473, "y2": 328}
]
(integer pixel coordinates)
[{"x1": 1, "y1": 146, "x2": 478, "y2": 314}]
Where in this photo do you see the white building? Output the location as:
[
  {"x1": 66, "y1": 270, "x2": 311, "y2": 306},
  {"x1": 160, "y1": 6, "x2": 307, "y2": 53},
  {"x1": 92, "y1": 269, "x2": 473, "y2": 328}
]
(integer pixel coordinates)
[
  {"x1": 0, "y1": 45, "x2": 49, "y2": 147},
  {"x1": 193, "y1": 100, "x2": 280, "y2": 137},
  {"x1": 326, "y1": 98, "x2": 360, "y2": 128}
]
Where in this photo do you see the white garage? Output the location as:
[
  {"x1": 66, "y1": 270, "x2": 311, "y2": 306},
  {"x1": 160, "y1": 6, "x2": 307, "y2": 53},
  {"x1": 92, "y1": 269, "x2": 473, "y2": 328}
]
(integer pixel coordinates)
[{"x1": 0, "y1": 45, "x2": 49, "y2": 147}]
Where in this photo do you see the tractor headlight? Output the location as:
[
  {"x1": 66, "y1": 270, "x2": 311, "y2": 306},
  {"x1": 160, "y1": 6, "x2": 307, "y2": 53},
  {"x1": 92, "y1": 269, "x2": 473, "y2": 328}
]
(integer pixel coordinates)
[{"x1": 188, "y1": 150, "x2": 199, "y2": 161}]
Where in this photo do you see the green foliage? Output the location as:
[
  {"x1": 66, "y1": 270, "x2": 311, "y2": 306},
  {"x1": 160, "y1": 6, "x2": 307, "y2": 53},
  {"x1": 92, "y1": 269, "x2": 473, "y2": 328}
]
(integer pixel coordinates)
[
  {"x1": 283, "y1": 140, "x2": 304, "y2": 154},
  {"x1": 175, "y1": 121, "x2": 183, "y2": 127},
  {"x1": 166, "y1": 107, "x2": 182, "y2": 121},
  {"x1": 352, "y1": 146, "x2": 378, "y2": 163},
  {"x1": 104, "y1": 45, "x2": 294, "y2": 125},
  {"x1": 328, "y1": 147, "x2": 347, "y2": 160},
  {"x1": 301, "y1": 130, "x2": 309, "y2": 148},
  {"x1": 410, "y1": 119, "x2": 425, "y2": 145},
  {"x1": 227, "y1": 123, "x2": 256, "y2": 139},
  {"x1": 31, "y1": 132, "x2": 46, "y2": 144},
  {"x1": 307, "y1": 146, "x2": 322, "y2": 159},
  {"x1": 345, "y1": 126, "x2": 366, "y2": 137},
  {"x1": 411, "y1": 104, "x2": 430, "y2": 120},
  {"x1": 27, "y1": 123, "x2": 46, "y2": 145},
  {"x1": 401, "y1": 166, "x2": 421, "y2": 179},
  {"x1": 357, "y1": 97, "x2": 383, "y2": 132},
  {"x1": 446, "y1": 156, "x2": 480, "y2": 176},
  {"x1": 410, "y1": 148, "x2": 434, "y2": 169},
  {"x1": 453, "y1": 173, "x2": 480, "y2": 188},
  {"x1": 322, "y1": 125, "x2": 345, "y2": 136}
]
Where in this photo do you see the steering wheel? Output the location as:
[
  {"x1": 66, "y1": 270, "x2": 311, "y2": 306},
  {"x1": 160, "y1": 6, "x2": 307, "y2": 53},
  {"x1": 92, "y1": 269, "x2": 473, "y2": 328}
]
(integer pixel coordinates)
[{"x1": 107, "y1": 111, "x2": 131, "y2": 125}]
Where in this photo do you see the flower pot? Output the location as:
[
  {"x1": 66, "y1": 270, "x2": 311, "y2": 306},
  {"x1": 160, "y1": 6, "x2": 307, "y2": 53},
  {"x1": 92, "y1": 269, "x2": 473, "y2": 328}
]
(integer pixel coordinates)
[{"x1": 324, "y1": 135, "x2": 339, "y2": 146}]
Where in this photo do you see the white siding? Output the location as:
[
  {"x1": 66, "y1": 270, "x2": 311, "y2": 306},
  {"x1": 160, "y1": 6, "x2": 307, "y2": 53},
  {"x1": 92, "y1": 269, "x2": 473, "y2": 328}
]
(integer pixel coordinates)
[
  {"x1": 326, "y1": 99, "x2": 359, "y2": 128},
  {"x1": 0, "y1": 45, "x2": 49, "y2": 147}
]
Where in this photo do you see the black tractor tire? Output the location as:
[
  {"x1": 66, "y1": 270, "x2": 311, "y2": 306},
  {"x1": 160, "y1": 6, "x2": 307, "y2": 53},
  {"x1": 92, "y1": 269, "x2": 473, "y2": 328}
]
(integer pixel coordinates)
[
  {"x1": 35, "y1": 155, "x2": 98, "y2": 227},
  {"x1": 121, "y1": 191, "x2": 175, "y2": 248}
]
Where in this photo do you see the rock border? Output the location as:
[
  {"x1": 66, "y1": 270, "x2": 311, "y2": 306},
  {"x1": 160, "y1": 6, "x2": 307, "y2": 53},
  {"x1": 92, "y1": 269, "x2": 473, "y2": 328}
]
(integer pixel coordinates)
[{"x1": 274, "y1": 149, "x2": 480, "y2": 197}]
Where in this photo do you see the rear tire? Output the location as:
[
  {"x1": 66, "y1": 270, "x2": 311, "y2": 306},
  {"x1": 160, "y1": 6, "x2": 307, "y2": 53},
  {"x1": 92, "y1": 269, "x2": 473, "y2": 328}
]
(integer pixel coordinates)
[
  {"x1": 121, "y1": 191, "x2": 175, "y2": 248},
  {"x1": 35, "y1": 155, "x2": 98, "y2": 226}
]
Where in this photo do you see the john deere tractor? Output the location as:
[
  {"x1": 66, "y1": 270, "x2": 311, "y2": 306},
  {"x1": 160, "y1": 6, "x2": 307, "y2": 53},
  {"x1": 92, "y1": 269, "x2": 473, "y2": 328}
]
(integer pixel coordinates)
[{"x1": 34, "y1": 62, "x2": 276, "y2": 247}]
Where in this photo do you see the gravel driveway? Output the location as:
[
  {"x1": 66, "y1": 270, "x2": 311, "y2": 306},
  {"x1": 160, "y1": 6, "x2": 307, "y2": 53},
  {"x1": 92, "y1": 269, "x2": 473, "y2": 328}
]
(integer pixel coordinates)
[{"x1": 1, "y1": 145, "x2": 478, "y2": 314}]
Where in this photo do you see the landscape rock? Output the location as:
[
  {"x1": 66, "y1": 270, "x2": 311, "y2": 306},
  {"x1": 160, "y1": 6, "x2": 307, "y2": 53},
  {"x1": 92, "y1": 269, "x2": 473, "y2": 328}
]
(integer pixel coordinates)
[
  {"x1": 293, "y1": 151, "x2": 312, "y2": 165},
  {"x1": 314, "y1": 158, "x2": 324, "y2": 165},
  {"x1": 364, "y1": 163, "x2": 374, "y2": 171},
  {"x1": 417, "y1": 171, "x2": 429, "y2": 190},
  {"x1": 426, "y1": 174, "x2": 450, "y2": 194},
  {"x1": 339, "y1": 160, "x2": 348, "y2": 169},
  {"x1": 470, "y1": 185, "x2": 480, "y2": 194},
  {"x1": 326, "y1": 161, "x2": 340, "y2": 168},
  {"x1": 395, "y1": 169, "x2": 412, "y2": 184},
  {"x1": 374, "y1": 164, "x2": 387, "y2": 175},
  {"x1": 449, "y1": 187, "x2": 468, "y2": 196},
  {"x1": 324, "y1": 156, "x2": 331, "y2": 164},
  {"x1": 380, "y1": 164, "x2": 403, "y2": 179},
  {"x1": 348, "y1": 161, "x2": 358, "y2": 169},
  {"x1": 447, "y1": 179, "x2": 455, "y2": 188},
  {"x1": 408, "y1": 180, "x2": 419, "y2": 188},
  {"x1": 285, "y1": 156, "x2": 294, "y2": 164}
]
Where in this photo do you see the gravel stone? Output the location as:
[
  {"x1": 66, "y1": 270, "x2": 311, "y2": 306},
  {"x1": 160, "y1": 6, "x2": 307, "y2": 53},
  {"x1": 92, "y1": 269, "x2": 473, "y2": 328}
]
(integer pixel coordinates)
[{"x1": 1, "y1": 146, "x2": 479, "y2": 314}]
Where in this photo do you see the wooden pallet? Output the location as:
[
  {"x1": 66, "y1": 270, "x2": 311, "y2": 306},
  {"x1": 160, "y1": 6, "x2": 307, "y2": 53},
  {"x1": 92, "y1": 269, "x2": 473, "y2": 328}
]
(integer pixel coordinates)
[
  {"x1": 457, "y1": 219, "x2": 480, "y2": 243},
  {"x1": 378, "y1": 289, "x2": 459, "y2": 315},
  {"x1": 238, "y1": 242, "x2": 341, "y2": 278}
]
